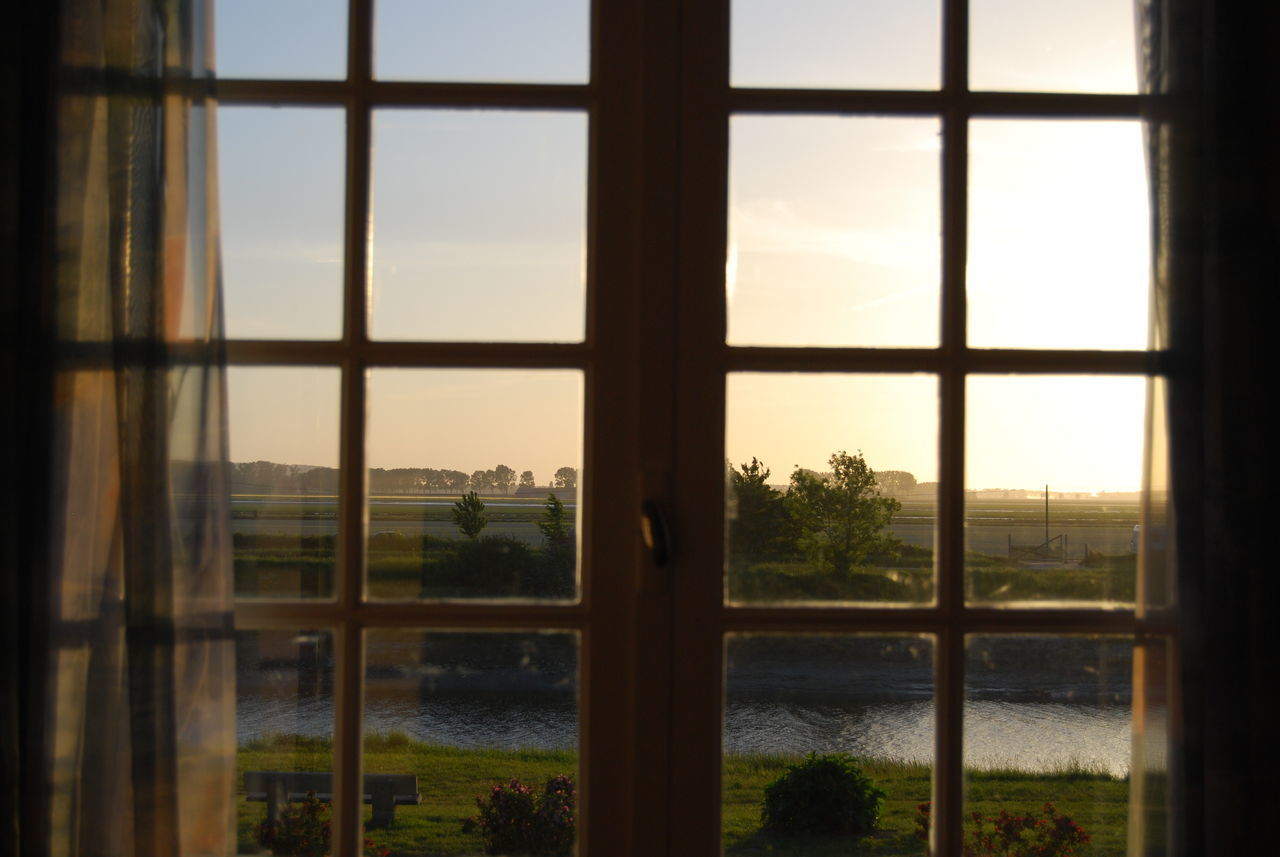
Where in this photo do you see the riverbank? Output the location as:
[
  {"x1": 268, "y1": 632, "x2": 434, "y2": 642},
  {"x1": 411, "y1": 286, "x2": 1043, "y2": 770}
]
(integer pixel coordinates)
[{"x1": 237, "y1": 735, "x2": 1128, "y2": 856}]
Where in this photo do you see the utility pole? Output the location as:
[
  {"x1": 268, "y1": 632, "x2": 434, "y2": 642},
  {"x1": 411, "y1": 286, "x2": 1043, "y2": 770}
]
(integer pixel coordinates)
[{"x1": 1044, "y1": 484, "x2": 1049, "y2": 545}]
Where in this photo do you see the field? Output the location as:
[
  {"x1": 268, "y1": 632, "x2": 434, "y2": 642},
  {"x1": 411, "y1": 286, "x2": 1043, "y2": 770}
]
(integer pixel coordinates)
[
  {"x1": 231, "y1": 494, "x2": 1148, "y2": 604},
  {"x1": 236, "y1": 736, "x2": 1129, "y2": 857}
]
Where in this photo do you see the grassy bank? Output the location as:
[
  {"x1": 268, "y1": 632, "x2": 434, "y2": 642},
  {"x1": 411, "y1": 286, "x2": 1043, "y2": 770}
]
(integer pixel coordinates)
[{"x1": 237, "y1": 736, "x2": 1127, "y2": 857}]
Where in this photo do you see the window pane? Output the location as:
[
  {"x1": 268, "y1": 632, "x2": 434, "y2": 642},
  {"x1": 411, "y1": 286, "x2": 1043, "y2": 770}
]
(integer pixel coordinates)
[
  {"x1": 228, "y1": 368, "x2": 341, "y2": 599},
  {"x1": 723, "y1": 634, "x2": 934, "y2": 853},
  {"x1": 219, "y1": 108, "x2": 345, "y2": 340},
  {"x1": 970, "y1": 0, "x2": 1139, "y2": 93},
  {"x1": 375, "y1": 0, "x2": 590, "y2": 83},
  {"x1": 965, "y1": 375, "x2": 1144, "y2": 605},
  {"x1": 965, "y1": 636, "x2": 1133, "y2": 857},
  {"x1": 235, "y1": 629, "x2": 335, "y2": 855},
  {"x1": 366, "y1": 369, "x2": 582, "y2": 601},
  {"x1": 364, "y1": 629, "x2": 579, "y2": 856},
  {"x1": 967, "y1": 120, "x2": 1150, "y2": 350},
  {"x1": 216, "y1": 0, "x2": 347, "y2": 80},
  {"x1": 728, "y1": 116, "x2": 941, "y2": 348},
  {"x1": 732, "y1": 0, "x2": 940, "y2": 90},
  {"x1": 369, "y1": 110, "x2": 587, "y2": 342},
  {"x1": 726, "y1": 373, "x2": 937, "y2": 605}
]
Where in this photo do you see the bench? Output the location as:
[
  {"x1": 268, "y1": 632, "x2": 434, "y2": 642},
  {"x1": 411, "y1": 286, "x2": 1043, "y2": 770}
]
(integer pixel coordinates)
[{"x1": 244, "y1": 771, "x2": 421, "y2": 828}]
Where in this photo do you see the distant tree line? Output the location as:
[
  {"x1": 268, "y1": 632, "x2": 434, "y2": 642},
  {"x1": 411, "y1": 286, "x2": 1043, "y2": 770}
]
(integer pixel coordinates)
[{"x1": 228, "y1": 460, "x2": 579, "y2": 496}]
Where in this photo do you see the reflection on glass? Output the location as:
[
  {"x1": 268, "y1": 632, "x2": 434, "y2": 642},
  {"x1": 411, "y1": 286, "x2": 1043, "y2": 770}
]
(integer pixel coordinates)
[
  {"x1": 970, "y1": 0, "x2": 1139, "y2": 93},
  {"x1": 365, "y1": 630, "x2": 579, "y2": 855},
  {"x1": 967, "y1": 120, "x2": 1150, "y2": 350},
  {"x1": 215, "y1": 0, "x2": 346, "y2": 80},
  {"x1": 369, "y1": 110, "x2": 587, "y2": 342},
  {"x1": 725, "y1": 373, "x2": 937, "y2": 604},
  {"x1": 1139, "y1": 378, "x2": 1173, "y2": 611},
  {"x1": 728, "y1": 116, "x2": 940, "y2": 347},
  {"x1": 219, "y1": 108, "x2": 345, "y2": 340},
  {"x1": 965, "y1": 375, "x2": 1144, "y2": 605},
  {"x1": 723, "y1": 634, "x2": 934, "y2": 853},
  {"x1": 376, "y1": 0, "x2": 590, "y2": 83},
  {"x1": 965, "y1": 636, "x2": 1132, "y2": 856},
  {"x1": 365, "y1": 369, "x2": 583, "y2": 601},
  {"x1": 228, "y1": 368, "x2": 341, "y2": 599},
  {"x1": 731, "y1": 0, "x2": 940, "y2": 90},
  {"x1": 235, "y1": 629, "x2": 335, "y2": 855}
]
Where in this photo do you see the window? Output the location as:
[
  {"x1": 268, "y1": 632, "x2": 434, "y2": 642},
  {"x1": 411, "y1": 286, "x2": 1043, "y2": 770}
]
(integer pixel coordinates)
[{"x1": 217, "y1": 2, "x2": 1174, "y2": 856}]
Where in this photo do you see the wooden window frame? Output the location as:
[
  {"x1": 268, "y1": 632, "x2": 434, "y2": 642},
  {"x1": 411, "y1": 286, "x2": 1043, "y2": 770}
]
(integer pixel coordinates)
[{"x1": 221, "y1": 2, "x2": 1176, "y2": 855}]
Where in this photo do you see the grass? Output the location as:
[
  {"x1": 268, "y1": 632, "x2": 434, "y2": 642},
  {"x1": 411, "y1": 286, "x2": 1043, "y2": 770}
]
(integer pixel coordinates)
[{"x1": 237, "y1": 737, "x2": 1128, "y2": 857}]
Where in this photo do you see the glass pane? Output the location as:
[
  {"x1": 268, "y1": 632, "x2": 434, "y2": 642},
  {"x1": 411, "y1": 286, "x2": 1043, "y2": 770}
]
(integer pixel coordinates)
[
  {"x1": 365, "y1": 630, "x2": 579, "y2": 857},
  {"x1": 219, "y1": 108, "x2": 345, "y2": 340},
  {"x1": 366, "y1": 369, "x2": 582, "y2": 600},
  {"x1": 965, "y1": 375, "x2": 1144, "y2": 605},
  {"x1": 235, "y1": 629, "x2": 335, "y2": 855},
  {"x1": 1139, "y1": 377, "x2": 1174, "y2": 611},
  {"x1": 228, "y1": 368, "x2": 341, "y2": 599},
  {"x1": 376, "y1": 0, "x2": 590, "y2": 83},
  {"x1": 215, "y1": 0, "x2": 347, "y2": 80},
  {"x1": 965, "y1": 636, "x2": 1133, "y2": 857},
  {"x1": 723, "y1": 634, "x2": 934, "y2": 854},
  {"x1": 728, "y1": 116, "x2": 941, "y2": 347},
  {"x1": 970, "y1": 0, "x2": 1139, "y2": 93},
  {"x1": 726, "y1": 373, "x2": 937, "y2": 604},
  {"x1": 369, "y1": 110, "x2": 587, "y2": 343},
  {"x1": 732, "y1": 0, "x2": 940, "y2": 90},
  {"x1": 967, "y1": 120, "x2": 1150, "y2": 350}
]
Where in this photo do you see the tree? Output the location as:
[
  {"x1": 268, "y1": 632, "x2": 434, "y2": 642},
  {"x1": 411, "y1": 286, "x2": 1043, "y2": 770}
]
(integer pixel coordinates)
[
  {"x1": 875, "y1": 470, "x2": 917, "y2": 498},
  {"x1": 537, "y1": 492, "x2": 573, "y2": 550},
  {"x1": 493, "y1": 463, "x2": 516, "y2": 495},
  {"x1": 452, "y1": 491, "x2": 488, "y2": 539},
  {"x1": 520, "y1": 470, "x2": 536, "y2": 489},
  {"x1": 728, "y1": 457, "x2": 795, "y2": 559},
  {"x1": 784, "y1": 450, "x2": 902, "y2": 577},
  {"x1": 470, "y1": 469, "x2": 491, "y2": 494},
  {"x1": 553, "y1": 466, "x2": 578, "y2": 490}
]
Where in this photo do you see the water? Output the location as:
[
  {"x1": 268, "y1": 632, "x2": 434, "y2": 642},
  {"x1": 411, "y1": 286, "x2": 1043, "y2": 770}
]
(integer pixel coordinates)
[{"x1": 238, "y1": 657, "x2": 1134, "y2": 778}]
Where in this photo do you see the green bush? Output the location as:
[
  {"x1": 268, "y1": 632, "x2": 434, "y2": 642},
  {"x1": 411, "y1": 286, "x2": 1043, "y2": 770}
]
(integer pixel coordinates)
[{"x1": 761, "y1": 752, "x2": 885, "y2": 836}]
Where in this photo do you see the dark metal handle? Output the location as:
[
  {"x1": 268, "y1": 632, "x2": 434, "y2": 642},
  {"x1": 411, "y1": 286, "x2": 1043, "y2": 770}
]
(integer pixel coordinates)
[{"x1": 640, "y1": 500, "x2": 672, "y2": 567}]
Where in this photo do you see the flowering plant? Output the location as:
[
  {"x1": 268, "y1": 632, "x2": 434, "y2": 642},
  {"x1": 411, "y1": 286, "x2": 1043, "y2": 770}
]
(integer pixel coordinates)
[
  {"x1": 464, "y1": 774, "x2": 576, "y2": 856},
  {"x1": 915, "y1": 801, "x2": 1091, "y2": 857}
]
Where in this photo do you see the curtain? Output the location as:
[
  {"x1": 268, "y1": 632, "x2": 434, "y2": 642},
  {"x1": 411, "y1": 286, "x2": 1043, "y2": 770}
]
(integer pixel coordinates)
[{"x1": 39, "y1": 1, "x2": 233, "y2": 855}]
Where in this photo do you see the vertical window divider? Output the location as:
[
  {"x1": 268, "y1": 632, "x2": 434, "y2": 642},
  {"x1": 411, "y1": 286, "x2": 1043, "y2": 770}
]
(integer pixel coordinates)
[
  {"x1": 938, "y1": 1, "x2": 970, "y2": 854},
  {"x1": 333, "y1": 2, "x2": 374, "y2": 855}
]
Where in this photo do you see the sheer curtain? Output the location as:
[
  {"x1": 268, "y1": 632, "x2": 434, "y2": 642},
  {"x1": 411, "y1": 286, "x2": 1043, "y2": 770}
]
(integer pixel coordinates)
[{"x1": 40, "y1": 1, "x2": 233, "y2": 855}]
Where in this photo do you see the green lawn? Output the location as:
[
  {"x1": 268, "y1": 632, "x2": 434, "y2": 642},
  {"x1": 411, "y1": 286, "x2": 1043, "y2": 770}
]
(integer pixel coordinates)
[{"x1": 237, "y1": 737, "x2": 1128, "y2": 857}]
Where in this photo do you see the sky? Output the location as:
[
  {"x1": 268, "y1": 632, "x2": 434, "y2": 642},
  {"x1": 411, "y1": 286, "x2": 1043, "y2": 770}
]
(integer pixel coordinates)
[{"x1": 216, "y1": 0, "x2": 1149, "y2": 493}]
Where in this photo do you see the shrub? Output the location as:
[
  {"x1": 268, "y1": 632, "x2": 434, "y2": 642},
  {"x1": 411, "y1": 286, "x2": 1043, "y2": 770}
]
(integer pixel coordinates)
[
  {"x1": 761, "y1": 752, "x2": 884, "y2": 836},
  {"x1": 915, "y1": 801, "x2": 1091, "y2": 857},
  {"x1": 256, "y1": 791, "x2": 388, "y2": 857},
  {"x1": 465, "y1": 775, "x2": 576, "y2": 856}
]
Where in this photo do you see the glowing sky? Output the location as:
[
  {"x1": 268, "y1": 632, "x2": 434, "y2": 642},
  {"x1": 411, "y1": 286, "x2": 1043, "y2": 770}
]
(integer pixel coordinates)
[{"x1": 217, "y1": 0, "x2": 1149, "y2": 492}]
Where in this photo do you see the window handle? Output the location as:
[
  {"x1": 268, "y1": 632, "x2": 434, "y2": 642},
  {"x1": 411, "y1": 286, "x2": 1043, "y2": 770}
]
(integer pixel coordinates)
[{"x1": 641, "y1": 500, "x2": 673, "y2": 567}]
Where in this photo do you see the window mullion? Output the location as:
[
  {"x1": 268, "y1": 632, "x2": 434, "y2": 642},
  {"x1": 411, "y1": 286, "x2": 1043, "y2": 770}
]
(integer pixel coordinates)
[{"x1": 331, "y1": 1, "x2": 374, "y2": 856}]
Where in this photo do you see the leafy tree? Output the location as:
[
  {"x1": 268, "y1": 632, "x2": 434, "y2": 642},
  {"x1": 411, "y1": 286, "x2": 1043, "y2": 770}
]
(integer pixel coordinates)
[
  {"x1": 470, "y1": 469, "x2": 491, "y2": 494},
  {"x1": 493, "y1": 464, "x2": 516, "y2": 495},
  {"x1": 520, "y1": 470, "x2": 536, "y2": 489},
  {"x1": 728, "y1": 457, "x2": 795, "y2": 559},
  {"x1": 785, "y1": 451, "x2": 902, "y2": 577},
  {"x1": 875, "y1": 469, "x2": 917, "y2": 498},
  {"x1": 537, "y1": 493, "x2": 573, "y2": 550},
  {"x1": 553, "y1": 467, "x2": 578, "y2": 490},
  {"x1": 453, "y1": 491, "x2": 488, "y2": 539}
]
